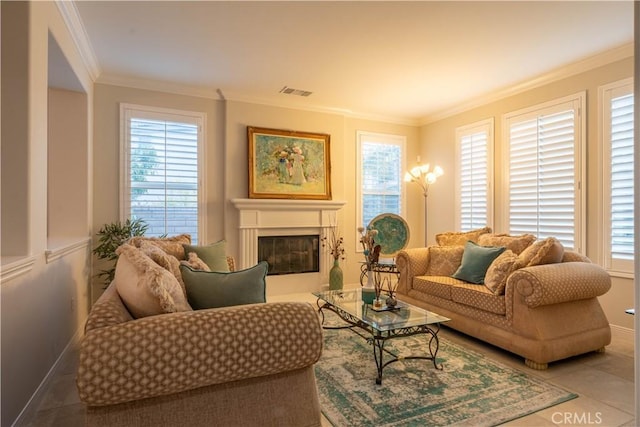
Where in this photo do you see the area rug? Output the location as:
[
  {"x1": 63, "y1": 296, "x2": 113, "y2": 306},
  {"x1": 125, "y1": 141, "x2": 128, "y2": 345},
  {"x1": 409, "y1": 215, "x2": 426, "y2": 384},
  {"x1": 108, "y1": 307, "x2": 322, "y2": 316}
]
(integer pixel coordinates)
[{"x1": 315, "y1": 324, "x2": 577, "y2": 427}]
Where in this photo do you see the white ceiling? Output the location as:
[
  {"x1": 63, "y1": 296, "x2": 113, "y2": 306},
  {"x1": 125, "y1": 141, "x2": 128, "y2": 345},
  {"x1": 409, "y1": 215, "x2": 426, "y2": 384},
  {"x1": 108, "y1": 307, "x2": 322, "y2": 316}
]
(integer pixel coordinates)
[{"x1": 74, "y1": 1, "x2": 634, "y2": 124}]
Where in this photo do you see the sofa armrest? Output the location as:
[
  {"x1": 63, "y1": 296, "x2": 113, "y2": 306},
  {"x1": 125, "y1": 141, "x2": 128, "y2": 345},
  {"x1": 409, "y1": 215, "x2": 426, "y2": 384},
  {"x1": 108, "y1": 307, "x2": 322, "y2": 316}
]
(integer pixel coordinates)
[
  {"x1": 77, "y1": 301, "x2": 323, "y2": 406},
  {"x1": 509, "y1": 262, "x2": 611, "y2": 308},
  {"x1": 395, "y1": 248, "x2": 430, "y2": 294}
]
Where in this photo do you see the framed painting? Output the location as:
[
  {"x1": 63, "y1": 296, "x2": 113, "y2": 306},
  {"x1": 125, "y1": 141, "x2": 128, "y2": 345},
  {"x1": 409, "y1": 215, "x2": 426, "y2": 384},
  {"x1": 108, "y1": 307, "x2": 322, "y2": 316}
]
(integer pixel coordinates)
[{"x1": 248, "y1": 126, "x2": 332, "y2": 200}]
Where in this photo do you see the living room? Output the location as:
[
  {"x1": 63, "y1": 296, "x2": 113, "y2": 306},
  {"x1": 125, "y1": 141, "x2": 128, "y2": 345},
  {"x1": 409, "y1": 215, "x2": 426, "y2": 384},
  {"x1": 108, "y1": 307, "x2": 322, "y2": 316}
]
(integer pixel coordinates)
[{"x1": 1, "y1": 1, "x2": 637, "y2": 426}]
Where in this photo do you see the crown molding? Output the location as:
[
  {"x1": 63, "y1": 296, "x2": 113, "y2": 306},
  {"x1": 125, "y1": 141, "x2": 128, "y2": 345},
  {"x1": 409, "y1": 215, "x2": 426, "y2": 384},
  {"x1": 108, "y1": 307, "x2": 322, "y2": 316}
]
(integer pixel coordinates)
[
  {"x1": 55, "y1": 0, "x2": 101, "y2": 81},
  {"x1": 419, "y1": 42, "x2": 633, "y2": 126}
]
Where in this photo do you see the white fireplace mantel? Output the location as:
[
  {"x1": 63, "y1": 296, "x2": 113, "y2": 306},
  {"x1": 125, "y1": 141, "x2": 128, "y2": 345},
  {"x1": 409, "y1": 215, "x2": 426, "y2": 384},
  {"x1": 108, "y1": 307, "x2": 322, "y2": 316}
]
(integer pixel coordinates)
[{"x1": 231, "y1": 198, "x2": 346, "y2": 277}]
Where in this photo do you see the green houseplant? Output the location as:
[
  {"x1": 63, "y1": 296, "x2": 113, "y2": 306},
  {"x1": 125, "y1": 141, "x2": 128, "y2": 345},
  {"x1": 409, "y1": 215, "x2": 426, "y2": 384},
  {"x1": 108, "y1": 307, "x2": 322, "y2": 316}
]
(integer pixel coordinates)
[{"x1": 93, "y1": 218, "x2": 148, "y2": 286}]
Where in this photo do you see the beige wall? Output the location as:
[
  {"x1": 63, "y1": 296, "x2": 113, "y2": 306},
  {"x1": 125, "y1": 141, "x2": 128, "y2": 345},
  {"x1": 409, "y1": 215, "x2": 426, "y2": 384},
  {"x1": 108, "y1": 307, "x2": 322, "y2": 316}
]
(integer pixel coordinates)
[
  {"x1": 1, "y1": 2, "x2": 93, "y2": 425},
  {"x1": 420, "y1": 57, "x2": 634, "y2": 331}
]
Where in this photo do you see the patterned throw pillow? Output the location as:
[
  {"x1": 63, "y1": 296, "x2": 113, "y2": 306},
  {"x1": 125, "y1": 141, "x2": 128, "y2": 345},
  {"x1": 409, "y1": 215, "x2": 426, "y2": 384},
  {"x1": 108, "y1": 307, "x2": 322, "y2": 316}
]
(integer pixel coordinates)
[
  {"x1": 181, "y1": 252, "x2": 211, "y2": 272},
  {"x1": 517, "y1": 237, "x2": 564, "y2": 268},
  {"x1": 452, "y1": 241, "x2": 505, "y2": 284},
  {"x1": 129, "y1": 234, "x2": 192, "y2": 260},
  {"x1": 114, "y1": 244, "x2": 192, "y2": 318},
  {"x1": 435, "y1": 226, "x2": 492, "y2": 246},
  {"x1": 426, "y1": 246, "x2": 465, "y2": 276},
  {"x1": 182, "y1": 240, "x2": 230, "y2": 272},
  {"x1": 180, "y1": 261, "x2": 268, "y2": 310},
  {"x1": 484, "y1": 249, "x2": 519, "y2": 295},
  {"x1": 477, "y1": 233, "x2": 536, "y2": 255}
]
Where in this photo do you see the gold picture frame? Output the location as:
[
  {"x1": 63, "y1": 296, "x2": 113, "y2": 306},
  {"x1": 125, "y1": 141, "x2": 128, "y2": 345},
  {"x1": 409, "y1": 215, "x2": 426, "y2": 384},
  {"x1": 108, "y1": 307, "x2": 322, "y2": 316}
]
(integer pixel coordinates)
[{"x1": 248, "y1": 126, "x2": 332, "y2": 200}]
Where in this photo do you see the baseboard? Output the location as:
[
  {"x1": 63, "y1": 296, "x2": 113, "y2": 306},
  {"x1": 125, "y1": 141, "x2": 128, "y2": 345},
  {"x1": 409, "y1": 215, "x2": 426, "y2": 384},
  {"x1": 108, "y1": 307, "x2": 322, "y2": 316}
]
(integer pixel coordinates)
[
  {"x1": 610, "y1": 323, "x2": 634, "y2": 345},
  {"x1": 11, "y1": 328, "x2": 83, "y2": 427}
]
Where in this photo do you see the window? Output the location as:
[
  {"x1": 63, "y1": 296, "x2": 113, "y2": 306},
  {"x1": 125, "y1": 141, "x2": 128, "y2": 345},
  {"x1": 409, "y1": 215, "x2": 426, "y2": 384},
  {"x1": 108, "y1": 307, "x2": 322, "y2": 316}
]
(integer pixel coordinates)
[
  {"x1": 601, "y1": 78, "x2": 634, "y2": 274},
  {"x1": 356, "y1": 131, "x2": 406, "y2": 229},
  {"x1": 503, "y1": 93, "x2": 585, "y2": 251},
  {"x1": 455, "y1": 118, "x2": 494, "y2": 231},
  {"x1": 120, "y1": 104, "x2": 205, "y2": 244}
]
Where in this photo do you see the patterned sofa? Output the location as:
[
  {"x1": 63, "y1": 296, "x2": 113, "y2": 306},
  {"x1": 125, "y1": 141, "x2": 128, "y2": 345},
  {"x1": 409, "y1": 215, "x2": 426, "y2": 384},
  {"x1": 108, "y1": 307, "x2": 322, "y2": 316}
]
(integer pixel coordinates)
[
  {"x1": 395, "y1": 229, "x2": 612, "y2": 369},
  {"x1": 76, "y1": 236, "x2": 324, "y2": 426}
]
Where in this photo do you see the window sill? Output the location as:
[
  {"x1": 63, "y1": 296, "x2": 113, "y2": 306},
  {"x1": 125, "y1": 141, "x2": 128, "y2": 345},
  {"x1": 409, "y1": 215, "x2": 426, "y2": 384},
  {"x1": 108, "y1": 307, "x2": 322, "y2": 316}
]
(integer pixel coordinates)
[{"x1": 606, "y1": 269, "x2": 634, "y2": 280}]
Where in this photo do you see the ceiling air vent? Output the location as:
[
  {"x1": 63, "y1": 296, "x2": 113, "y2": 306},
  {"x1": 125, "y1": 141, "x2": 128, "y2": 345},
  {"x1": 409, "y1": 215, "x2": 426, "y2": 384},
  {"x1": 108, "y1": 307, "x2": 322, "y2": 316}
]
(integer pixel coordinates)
[{"x1": 279, "y1": 86, "x2": 312, "y2": 97}]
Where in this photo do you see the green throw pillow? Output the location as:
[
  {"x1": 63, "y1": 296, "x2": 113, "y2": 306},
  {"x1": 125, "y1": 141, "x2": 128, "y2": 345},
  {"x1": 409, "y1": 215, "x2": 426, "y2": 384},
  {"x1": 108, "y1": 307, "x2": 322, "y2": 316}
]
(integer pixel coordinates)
[
  {"x1": 180, "y1": 261, "x2": 268, "y2": 309},
  {"x1": 452, "y1": 241, "x2": 506, "y2": 284},
  {"x1": 182, "y1": 240, "x2": 229, "y2": 272}
]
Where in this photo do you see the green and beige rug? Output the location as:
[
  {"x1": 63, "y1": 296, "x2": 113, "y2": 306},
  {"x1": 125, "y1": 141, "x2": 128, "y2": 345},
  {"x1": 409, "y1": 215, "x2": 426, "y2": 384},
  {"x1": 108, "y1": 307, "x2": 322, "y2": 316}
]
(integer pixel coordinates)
[{"x1": 315, "y1": 325, "x2": 577, "y2": 427}]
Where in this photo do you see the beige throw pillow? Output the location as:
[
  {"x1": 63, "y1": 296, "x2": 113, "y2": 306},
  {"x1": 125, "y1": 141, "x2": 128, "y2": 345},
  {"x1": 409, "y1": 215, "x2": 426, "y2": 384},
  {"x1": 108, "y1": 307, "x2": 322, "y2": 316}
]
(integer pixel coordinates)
[
  {"x1": 516, "y1": 237, "x2": 564, "y2": 268},
  {"x1": 435, "y1": 227, "x2": 492, "y2": 246},
  {"x1": 426, "y1": 246, "x2": 465, "y2": 276},
  {"x1": 129, "y1": 234, "x2": 192, "y2": 260},
  {"x1": 181, "y1": 252, "x2": 212, "y2": 272},
  {"x1": 114, "y1": 244, "x2": 192, "y2": 318},
  {"x1": 139, "y1": 240, "x2": 186, "y2": 295},
  {"x1": 484, "y1": 250, "x2": 519, "y2": 295},
  {"x1": 478, "y1": 233, "x2": 536, "y2": 255}
]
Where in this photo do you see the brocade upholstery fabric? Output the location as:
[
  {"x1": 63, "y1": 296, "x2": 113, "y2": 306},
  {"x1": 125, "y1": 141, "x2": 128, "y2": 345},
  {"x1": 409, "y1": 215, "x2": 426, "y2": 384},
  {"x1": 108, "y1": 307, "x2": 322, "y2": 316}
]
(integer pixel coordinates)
[
  {"x1": 477, "y1": 233, "x2": 536, "y2": 255},
  {"x1": 435, "y1": 226, "x2": 492, "y2": 246},
  {"x1": 516, "y1": 237, "x2": 564, "y2": 268},
  {"x1": 484, "y1": 250, "x2": 519, "y2": 295},
  {"x1": 426, "y1": 246, "x2": 464, "y2": 276},
  {"x1": 77, "y1": 301, "x2": 323, "y2": 406}
]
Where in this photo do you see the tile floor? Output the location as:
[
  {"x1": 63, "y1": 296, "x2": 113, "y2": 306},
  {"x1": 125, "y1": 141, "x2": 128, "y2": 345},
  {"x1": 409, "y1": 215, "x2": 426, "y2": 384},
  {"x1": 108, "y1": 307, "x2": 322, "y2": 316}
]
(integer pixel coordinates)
[{"x1": 15, "y1": 289, "x2": 636, "y2": 427}]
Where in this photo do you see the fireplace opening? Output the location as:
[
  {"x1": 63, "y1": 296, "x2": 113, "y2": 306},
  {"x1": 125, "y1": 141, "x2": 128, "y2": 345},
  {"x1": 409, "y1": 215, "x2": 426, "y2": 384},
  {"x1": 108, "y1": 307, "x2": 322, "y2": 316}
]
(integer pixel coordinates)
[{"x1": 258, "y1": 235, "x2": 320, "y2": 275}]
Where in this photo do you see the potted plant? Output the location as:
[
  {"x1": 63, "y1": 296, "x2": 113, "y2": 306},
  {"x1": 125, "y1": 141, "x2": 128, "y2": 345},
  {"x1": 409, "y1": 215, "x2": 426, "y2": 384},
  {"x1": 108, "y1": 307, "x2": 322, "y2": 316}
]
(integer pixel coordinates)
[{"x1": 93, "y1": 218, "x2": 148, "y2": 286}]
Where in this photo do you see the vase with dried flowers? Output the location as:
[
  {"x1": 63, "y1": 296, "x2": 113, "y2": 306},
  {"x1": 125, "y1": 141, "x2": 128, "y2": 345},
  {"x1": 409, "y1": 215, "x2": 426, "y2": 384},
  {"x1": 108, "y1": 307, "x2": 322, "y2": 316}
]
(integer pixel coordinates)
[
  {"x1": 322, "y1": 227, "x2": 345, "y2": 291},
  {"x1": 358, "y1": 226, "x2": 380, "y2": 304}
]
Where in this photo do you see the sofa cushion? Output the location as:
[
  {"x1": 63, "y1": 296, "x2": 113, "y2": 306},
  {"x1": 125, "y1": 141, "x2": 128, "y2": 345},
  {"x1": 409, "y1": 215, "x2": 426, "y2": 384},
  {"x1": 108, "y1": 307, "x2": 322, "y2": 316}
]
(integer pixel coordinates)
[
  {"x1": 139, "y1": 240, "x2": 186, "y2": 295},
  {"x1": 114, "y1": 244, "x2": 193, "y2": 318},
  {"x1": 517, "y1": 237, "x2": 564, "y2": 268},
  {"x1": 477, "y1": 233, "x2": 536, "y2": 255},
  {"x1": 435, "y1": 226, "x2": 492, "y2": 246},
  {"x1": 129, "y1": 234, "x2": 192, "y2": 259},
  {"x1": 452, "y1": 241, "x2": 505, "y2": 284},
  {"x1": 183, "y1": 240, "x2": 230, "y2": 272},
  {"x1": 181, "y1": 252, "x2": 211, "y2": 271},
  {"x1": 450, "y1": 282, "x2": 506, "y2": 315},
  {"x1": 484, "y1": 250, "x2": 519, "y2": 295},
  {"x1": 426, "y1": 246, "x2": 464, "y2": 276},
  {"x1": 413, "y1": 275, "x2": 466, "y2": 300},
  {"x1": 181, "y1": 261, "x2": 268, "y2": 309}
]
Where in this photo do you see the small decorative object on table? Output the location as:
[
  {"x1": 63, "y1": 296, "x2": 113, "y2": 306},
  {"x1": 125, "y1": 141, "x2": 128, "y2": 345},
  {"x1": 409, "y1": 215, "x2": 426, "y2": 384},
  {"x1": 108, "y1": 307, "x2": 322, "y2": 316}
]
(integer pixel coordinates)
[
  {"x1": 358, "y1": 226, "x2": 380, "y2": 304},
  {"x1": 385, "y1": 276, "x2": 399, "y2": 308},
  {"x1": 322, "y1": 226, "x2": 345, "y2": 291}
]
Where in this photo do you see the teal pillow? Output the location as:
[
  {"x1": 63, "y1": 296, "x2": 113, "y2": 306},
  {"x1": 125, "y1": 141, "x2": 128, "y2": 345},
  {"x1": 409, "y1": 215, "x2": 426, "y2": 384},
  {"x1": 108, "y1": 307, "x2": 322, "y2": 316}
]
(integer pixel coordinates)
[
  {"x1": 182, "y1": 240, "x2": 229, "y2": 272},
  {"x1": 180, "y1": 261, "x2": 268, "y2": 309},
  {"x1": 452, "y1": 241, "x2": 506, "y2": 284}
]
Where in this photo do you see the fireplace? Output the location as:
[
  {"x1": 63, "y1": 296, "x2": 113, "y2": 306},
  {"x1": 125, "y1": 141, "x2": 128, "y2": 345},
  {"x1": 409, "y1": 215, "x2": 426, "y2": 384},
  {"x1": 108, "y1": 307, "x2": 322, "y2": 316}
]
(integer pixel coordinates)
[
  {"x1": 258, "y1": 235, "x2": 320, "y2": 275},
  {"x1": 231, "y1": 198, "x2": 346, "y2": 293}
]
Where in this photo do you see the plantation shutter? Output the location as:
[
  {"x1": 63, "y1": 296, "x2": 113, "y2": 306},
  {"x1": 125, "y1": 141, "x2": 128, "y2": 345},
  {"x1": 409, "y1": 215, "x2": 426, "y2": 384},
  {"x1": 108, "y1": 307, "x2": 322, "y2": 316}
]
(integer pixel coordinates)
[
  {"x1": 122, "y1": 105, "x2": 203, "y2": 244},
  {"x1": 609, "y1": 93, "x2": 634, "y2": 261},
  {"x1": 459, "y1": 131, "x2": 488, "y2": 231},
  {"x1": 507, "y1": 99, "x2": 581, "y2": 250},
  {"x1": 361, "y1": 141, "x2": 402, "y2": 227}
]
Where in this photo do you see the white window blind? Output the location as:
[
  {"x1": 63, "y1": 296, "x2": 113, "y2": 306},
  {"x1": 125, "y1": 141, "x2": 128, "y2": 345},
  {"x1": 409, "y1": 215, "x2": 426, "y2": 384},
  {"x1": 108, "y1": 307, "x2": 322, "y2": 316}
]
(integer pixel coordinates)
[
  {"x1": 456, "y1": 119, "x2": 493, "y2": 231},
  {"x1": 505, "y1": 95, "x2": 584, "y2": 251},
  {"x1": 357, "y1": 132, "x2": 405, "y2": 229},
  {"x1": 120, "y1": 105, "x2": 205, "y2": 244},
  {"x1": 601, "y1": 79, "x2": 634, "y2": 273}
]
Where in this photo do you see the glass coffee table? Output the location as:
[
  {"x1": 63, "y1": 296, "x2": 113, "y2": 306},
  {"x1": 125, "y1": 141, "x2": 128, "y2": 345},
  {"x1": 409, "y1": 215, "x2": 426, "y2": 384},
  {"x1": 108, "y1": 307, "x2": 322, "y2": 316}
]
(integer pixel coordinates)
[{"x1": 313, "y1": 289, "x2": 450, "y2": 385}]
